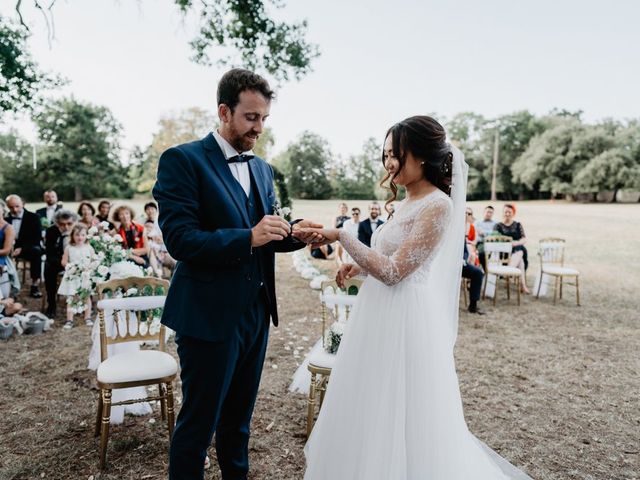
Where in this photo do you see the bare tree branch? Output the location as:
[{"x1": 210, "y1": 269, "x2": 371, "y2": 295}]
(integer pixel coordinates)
[{"x1": 15, "y1": 0, "x2": 30, "y2": 31}]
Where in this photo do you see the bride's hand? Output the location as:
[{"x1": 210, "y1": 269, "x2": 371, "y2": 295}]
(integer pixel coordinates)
[
  {"x1": 300, "y1": 227, "x2": 340, "y2": 243},
  {"x1": 336, "y1": 263, "x2": 361, "y2": 288}
]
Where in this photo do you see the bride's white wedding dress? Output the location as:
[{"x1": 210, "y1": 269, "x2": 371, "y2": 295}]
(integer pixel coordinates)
[{"x1": 304, "y1": 150, "x2": 532, "y2": 479}]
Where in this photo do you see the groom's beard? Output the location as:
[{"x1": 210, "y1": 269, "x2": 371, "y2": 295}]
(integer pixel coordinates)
[{"x1": 229, "y1": 127, "x2": 259, "y2": 152}]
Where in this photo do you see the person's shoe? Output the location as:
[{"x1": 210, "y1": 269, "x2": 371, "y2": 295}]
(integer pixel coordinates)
[
  {"x1": 30, "y1": 285, "x2": 43, "y2": 298},
  {"x1": 468, "y1": 304, "x2": 486, "y2": 315},
  {"x1": 63, "y1": 321, "x2": 74, "y2": 330},
  {"x1": 45, "y1": 307, "x2": 56, "y2": 318},
  {"x1": 85, "y1": 318, "x2": 94, "y2": 327}
]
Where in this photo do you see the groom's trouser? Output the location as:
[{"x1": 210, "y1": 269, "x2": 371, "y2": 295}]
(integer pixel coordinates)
[{"x1": 169, "y1": 296, "x2": 270, "y2": 480}]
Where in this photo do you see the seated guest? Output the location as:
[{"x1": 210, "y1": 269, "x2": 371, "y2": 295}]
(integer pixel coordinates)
[
  {"x1": 335, "y1": 203, "x2": 349, "y2": 228},
  {"x1": 309, "y1": 242, "x2": 335, "y2": 260},
  {"x1": 113, "y1": 205, "x2": 149, "y2": 266},
  {"x1": 77, "y1": 201, "x2": 100, "y2": 228},
  {"x1": 337, "y1": 207, "x2": 361, "y2": 265},
  {"x1": 474, "y1": 205, "x2": 496, "y2": 271},
  {"x1": 145, "y1": 220, "x2": 176, "y2": 277},
  {"x1": 357, "y1": 202, "x2": 384, "y2": 247},
  {"x1": 0, "y1": 200, "x2": 16, "y2": 299},
  {"x1": 5, "y1": 194, "x2": 44, "y2": 298},
  {"x1": 0, "y1": 296, "x2": 23, "y2": 317},
  {"x1": 96, "y1": 200, "x2": 115, "y2": 231},
  {"x1": 462, "y1": 242, "x2": 485, "y2": 315},
  {"x1": 465, "y1": 207, "x2": 479, "y2": 266},
  {"x1": 494, "y1": 203, "x2": 530, "y2": 294},
  {"x1": 44, "y1": 209, "x2": 76, "y2": 317},
  {"x1": 143, "y1": 201, "x2": 162, "y2": 238},
  {"x1": 35, "y1": 189, "x2": 62, "y2": 229}
]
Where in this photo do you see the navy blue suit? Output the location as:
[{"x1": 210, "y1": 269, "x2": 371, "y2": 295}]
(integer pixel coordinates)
[{"x1": 153, "y1": 133, "x2": 305, "y2": 479}]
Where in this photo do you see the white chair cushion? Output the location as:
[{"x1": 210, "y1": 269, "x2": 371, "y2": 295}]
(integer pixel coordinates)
[
  {"x1": 97, "y1": 350, "x2": 178, "y2": 384},
  {"x1": 308, "y1": 349, "x2": 336, "y2": 370},
  {"x1": 542, "y1": 265, "x2": 579, "y2": 276},
  {"x1": 487, "y1": 265, "x2": 521, "y2": 276},
  {"x1": 97, "y1": 295, "x2": 166, "y2": 312}
]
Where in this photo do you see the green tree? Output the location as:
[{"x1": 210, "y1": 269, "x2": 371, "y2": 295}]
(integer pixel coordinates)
[
  {"x1": 14, "y1": 1, "x2": 319, "y2": 83},
  {"x1": 33, "y1": 97, "x2": 131, "y2": 200},
  {"x1": 573, "y1": 148, "x2": 640, "y2": 201},
  {"x1": 0, "y1": 129, "x2": 42, "y2": 199},
  {"x1": 0, "y1": 16, "x2": 57, "y2": 121},
  {"x1": 286, "y1": 131, "x2": 333, "y2": 199},
  {"x1": 332, "y1": 137, "x2": 384, "y2": 200},
  {"x1": 131, "y1": 107, "x2": 217, "y2": 193}
]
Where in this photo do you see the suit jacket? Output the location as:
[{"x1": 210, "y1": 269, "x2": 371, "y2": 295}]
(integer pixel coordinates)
[
  {"x1": 357, "y1": 218, "x2": 384, "y2": 247},
  {"x1": 36, "y1": 204, "x2": 62, "y2": 220},
  {"x1": 44, "y1": 225, "x2": 67, "y2": 270},
  {"x1": 4, "y1": 209, "x2": 42, "y2": 250},
  {"x1": 152, "y1": 133, "x2": 305, "y2": 342}
]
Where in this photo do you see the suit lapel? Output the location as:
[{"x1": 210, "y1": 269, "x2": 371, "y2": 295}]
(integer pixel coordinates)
[
  {"x1": 248, "y1": 160, "x2": 269, "y2": 215},
  {"x1": 202, "y1": 133, "x2": 251, "y2": 227}
]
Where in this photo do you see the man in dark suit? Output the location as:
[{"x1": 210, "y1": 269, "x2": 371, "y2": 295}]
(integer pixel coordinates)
[
  {"x1": 35, "y1": 189, "x2": 62, "y2": 229},
  {"x1": 153, "y1": 69, "x2": 322, "y2": 480},
  {"x1": 357, "y1": 202, "x2": 384, "y2": 247},
  {"x1": 43, "y1": 210, "x2": 76, "y2": 317},
  {"x1": 5, "y1": 195, "x2": 44, "y2": 297}
]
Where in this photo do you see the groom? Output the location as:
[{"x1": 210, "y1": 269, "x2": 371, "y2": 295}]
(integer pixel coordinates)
[{"x1": 153, "y1": 69, "x2": 321, "y2": 479}]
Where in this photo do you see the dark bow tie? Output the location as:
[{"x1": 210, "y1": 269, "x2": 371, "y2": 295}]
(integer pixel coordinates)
[{"x1": 228, "y1": 154, "x2": 254, "y2": 164}]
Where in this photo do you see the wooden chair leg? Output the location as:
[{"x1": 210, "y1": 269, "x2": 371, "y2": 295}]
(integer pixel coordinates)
[
  {"x1": 158, "y1": 383, "x2": 166, "y2": 421},
  {"x1": 94, "y1": 392, "x2": 103, "y2": 437},
  {"x1": 553, "y1": 276, "x2": 559, "y2": 305},
  {"x1": 166, "y1": 382, "x2": 175, "y2": 438},
  {"x1": 307, "y1": 372, "x2": 317, "y2": 438},
  {"x1": 493, "y1": 277, "x2": 498, "y2": 306},
  {"x1": 506, "y1": 276, "x2": 511, "y2": 300},
  {"x1": 575, "y1": 276, "x2": 580, "y2": 306},
  {"x1": 516, "y1": 277, "x2": 521, "y2": 306},
  {"x1": 482, "y1": 275, "x2": 487, "y2": 300},
  {"x1": 99, "y1": 389, "x2": 112, "y2": 470},
  {"x1": 319, "y1": 375, "x2": 328, "y2": 408},
  {"x1": 559, "y1": 276, "x2": 564, "y2": 299}
]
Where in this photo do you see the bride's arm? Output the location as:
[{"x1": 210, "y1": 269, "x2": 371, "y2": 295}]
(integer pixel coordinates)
[{"x1": 338, "y1": 197, "x2": 452, "y2": 286}]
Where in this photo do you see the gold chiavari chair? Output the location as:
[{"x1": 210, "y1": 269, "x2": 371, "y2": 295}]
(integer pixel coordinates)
[
  {"x1": 306, "y1": 278, "x2": 362, "y2": 437},
  {"x1": 94, "y1": 276, "x2": 177, "y2": 470},
  {"x1": 536, "y1": 238, "x2": 580, "y2": 306},
  {"x1": 482, "y1": 235, "x2": 522, "y2": 306}
]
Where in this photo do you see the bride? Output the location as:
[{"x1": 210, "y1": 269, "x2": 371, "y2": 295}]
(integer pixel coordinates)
[{"x1": 302, "y1": 116, "x2": 532, "y2": 479}]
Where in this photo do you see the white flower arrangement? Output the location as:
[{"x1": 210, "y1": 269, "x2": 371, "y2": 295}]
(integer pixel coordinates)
[
  {"x1": 324, "y1": 322, "x2": 345, "y2": 354},
  {"x1": 65, "y1": 229, "x2": 149, "y2": 313}
]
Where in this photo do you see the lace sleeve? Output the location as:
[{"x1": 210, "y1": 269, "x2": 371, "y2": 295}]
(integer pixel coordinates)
[{"x1": 338, "y1": 196, "x2": 452, "y2": 286}]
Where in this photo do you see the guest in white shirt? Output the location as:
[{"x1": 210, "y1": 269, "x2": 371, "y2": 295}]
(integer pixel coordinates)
[{"x1": 474, "y1": 205, "x2": 497, "y2": 272}]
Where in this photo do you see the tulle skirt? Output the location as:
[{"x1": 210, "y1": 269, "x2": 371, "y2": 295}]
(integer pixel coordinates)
[{"x1": 304, "y1": 275, "x2": 532, "y2": 479}]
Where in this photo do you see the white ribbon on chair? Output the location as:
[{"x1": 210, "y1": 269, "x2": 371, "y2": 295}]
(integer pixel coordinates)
[{"x1": 88, "y1": 299, "x2": 169, "y2": 424}]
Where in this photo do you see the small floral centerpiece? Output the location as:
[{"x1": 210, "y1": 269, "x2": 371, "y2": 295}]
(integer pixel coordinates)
[{"x1": 324, "y1": 322, "x2": 345, "y2": 355}]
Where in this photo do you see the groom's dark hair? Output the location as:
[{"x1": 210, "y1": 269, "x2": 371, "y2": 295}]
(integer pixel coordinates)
[{"x1": 217, "y1": 69, "x2": 275, "y2": 112}]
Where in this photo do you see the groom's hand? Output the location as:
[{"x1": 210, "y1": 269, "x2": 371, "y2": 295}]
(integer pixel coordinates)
[{"x1": 251, "y1": 215, "x2": 291, "y2": 247}]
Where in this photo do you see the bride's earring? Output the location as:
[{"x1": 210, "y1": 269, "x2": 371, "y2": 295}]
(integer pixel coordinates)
[{"x1": 421, "y1": 161, "x2": 425, "y2": 165}]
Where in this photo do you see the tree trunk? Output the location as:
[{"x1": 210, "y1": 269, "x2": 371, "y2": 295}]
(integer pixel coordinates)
[{"x1": 74, "y1": 185, "x2": 82, "y2": 201}]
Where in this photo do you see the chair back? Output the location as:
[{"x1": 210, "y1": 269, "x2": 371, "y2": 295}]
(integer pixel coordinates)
[
  {"x1": 319, "y1": 278, "x2": 363, "y2": 346},
  {"x1": 96, "y1": 276, "x2": 170, "y2": 362},
  {"x1": 538, "y1": 237, "x2": 565, "y2": 266},
  {"x1": 484, "y1": 236, "x2": 513, "y2": 265}
]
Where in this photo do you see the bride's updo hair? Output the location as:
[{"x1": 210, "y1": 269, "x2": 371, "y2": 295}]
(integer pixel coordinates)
[{"x1": 380, "y1": 116, "x2": 453, "y2": 212}]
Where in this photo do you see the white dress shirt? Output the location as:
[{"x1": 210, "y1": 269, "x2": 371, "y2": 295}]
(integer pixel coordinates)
[
  {"x1": 342, "y1": 218, "x2": 360, "y2": 237},
  {"x1": 10, "y1": 215, "x2": 23, "y2": 239},
  {"x1": 212, "y1": 130, "x2": 253, "y2": 197},
  {"x1": 45, "y1": 205, "x2": 57, "y2": 223}
]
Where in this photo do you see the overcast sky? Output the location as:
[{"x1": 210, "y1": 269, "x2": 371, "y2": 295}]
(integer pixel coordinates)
[{"x1": 3, "y1": 0, "x2": 640, "y2": 160}]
